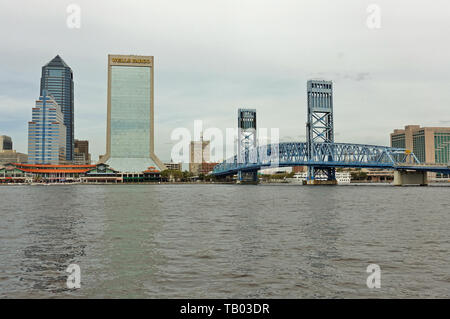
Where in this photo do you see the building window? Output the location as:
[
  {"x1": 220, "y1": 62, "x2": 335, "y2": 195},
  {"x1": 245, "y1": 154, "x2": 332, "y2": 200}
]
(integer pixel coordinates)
[{"x1": 434, "y1": 132, "x2": 450, "y2": 164}]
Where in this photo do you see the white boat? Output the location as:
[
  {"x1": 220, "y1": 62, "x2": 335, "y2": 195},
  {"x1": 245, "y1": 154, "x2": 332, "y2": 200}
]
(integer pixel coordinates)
[{"x1": 286, "y1": 172, "x2": 351, "y2": 185}]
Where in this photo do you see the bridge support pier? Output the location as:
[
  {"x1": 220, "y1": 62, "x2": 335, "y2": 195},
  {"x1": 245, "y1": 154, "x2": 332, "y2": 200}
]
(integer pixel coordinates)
[
  {"x1": 237, "y1": 170, "x2": 258, "y2": 184},
  {"x1": 393, "y1": 170, "x2": 428, "y2": 186}
]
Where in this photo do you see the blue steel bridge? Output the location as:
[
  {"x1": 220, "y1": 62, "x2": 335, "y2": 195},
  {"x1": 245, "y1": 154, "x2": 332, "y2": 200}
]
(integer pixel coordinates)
[
  {"x1": 211, "y1": 80, "x2": 450, "y2": 184},
  {"x1": 212, "y1": 141, "x2": 450, "y2": 176}
]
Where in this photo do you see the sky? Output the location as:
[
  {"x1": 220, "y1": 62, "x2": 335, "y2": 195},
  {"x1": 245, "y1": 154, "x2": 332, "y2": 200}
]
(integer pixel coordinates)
[{"x1": 0, "y1": 0, "x2": 449, "y2": 163}]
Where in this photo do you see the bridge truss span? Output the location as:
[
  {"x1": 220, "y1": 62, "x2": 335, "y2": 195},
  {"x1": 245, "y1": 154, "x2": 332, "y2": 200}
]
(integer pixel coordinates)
[{"x1": 211, "y1": 142, "x2": 420, "y2": 176}]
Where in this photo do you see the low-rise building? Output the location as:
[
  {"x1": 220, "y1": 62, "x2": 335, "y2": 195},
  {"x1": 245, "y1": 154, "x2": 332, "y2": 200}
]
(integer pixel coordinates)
[
  {"x1": 0, "y1": 150, "x2": 28, "y2": 165},
  {"x1": 121, "y1": 167, "x2": 161, "y2": 183},
  {"x1": 164, "y1": 162, "x2": 182, "y2": 171},
  {"x1": 0, "y1": 162, "x2": 120, "y2": 183},
  {"x1": 12, "y1": 163, "x2": 96, "y2": 182},
  {"x1": 1, "y1": 162, "x2": 163, "y2": 184},
  {"x1": 80, "y1": 163, "x2": 121, "y2": 183},
  {"x1": 0, "y1": 163, "x2": 33, "y2": 183}
]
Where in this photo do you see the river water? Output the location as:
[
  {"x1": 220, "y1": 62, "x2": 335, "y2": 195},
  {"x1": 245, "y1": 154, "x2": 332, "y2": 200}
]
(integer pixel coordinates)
[{"x1": 0, "y1": 184, "x2": 449, "y2": 298}]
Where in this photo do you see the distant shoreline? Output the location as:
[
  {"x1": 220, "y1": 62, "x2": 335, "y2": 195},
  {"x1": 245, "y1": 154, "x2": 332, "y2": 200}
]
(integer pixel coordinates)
[{"x1": 1, "y1": 181, "x2": 449, "y2": 186}]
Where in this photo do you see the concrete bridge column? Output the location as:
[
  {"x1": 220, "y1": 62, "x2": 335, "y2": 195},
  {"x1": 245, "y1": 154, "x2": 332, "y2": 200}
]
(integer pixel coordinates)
[
  {"x1": 237, "y1": 170, "x2": 258, "y2": 184},
  {"x1": 393, "y1": 170, "x2": 428, "y2": 186}
]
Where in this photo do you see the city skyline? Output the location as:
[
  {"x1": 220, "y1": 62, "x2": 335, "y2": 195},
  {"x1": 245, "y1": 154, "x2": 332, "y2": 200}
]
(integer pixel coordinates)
[{"x1": 1, "y1": 0, "x2": 450, "y2": 163}]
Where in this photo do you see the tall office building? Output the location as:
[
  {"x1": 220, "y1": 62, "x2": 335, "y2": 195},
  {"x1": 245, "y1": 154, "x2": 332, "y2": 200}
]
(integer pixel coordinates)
[
  {"x1": 28, "y1": 92, "x2": 66, "y2": 164},
  {"x1": 74, "y1": 139, "x2": 91, "y2": 164},
  {"x1": 0, "y1": 135, "x2": 12, "y2": 152},
  {"x1": 101, "y1": 54, "x2": 165, "y2": 172},
  {"x1": 40, "y1": 55, "x2": 74, "y2": 161}
]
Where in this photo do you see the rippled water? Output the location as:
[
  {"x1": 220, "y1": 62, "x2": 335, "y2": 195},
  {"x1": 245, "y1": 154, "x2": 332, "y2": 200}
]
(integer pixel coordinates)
[{"x1": 0, "y1": 184, "x2": 449, "y2": 298}]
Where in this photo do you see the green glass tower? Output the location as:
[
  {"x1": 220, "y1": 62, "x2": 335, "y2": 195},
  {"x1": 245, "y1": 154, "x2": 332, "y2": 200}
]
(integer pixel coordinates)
[{"x1": 101, "y1": 54, "x2": 165, "y2": 173}]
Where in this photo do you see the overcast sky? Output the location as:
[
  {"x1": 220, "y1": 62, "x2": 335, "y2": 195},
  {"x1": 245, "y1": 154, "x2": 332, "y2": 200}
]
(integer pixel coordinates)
[{"x1": 1, "y1": 0, "x2": 449, "y2": 162}]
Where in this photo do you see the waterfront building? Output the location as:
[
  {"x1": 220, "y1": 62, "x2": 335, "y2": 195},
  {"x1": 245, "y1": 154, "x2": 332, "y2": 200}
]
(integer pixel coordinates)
[
  {"x1": 391, "y1": 125, "x2": 450, "y2": 179},
  {"x1": 28, "y1": 92, "x2": 66, "y2": 165},
  {"x1": 80, "y1": 163, "x2": 121, "y2": 183},
  {"x1": 164, "y1": 161, "x2": 182, "y2": 171},
  {"x1": 0, "y1": 163, "x2": 33, "y2": 183},
  {"x1": 0, "y1": 162, "x2": 121, "y2": 183},
  {"x1": 40, "y1": 55, "x2": 74, "y2": 161},
  {"x1": 0, "y1": 135, "x2": 12, "y2": 151},
  {"x1": 74, "y1": 139, "x2": 91, "y2": 164},
  {"x1": 0, "y1": 163, "x2": 93, "y2": 183},
  {"x1": 0, "y1": 162, "x2": 164, "y2": 184},
  {"x1": 119, "y1": 167, "x2": 161, "y2": 183},
  {"x1": 142, "y1": 167, "x2": 161, "y2": 182},
  {"x1": 189, "y1": 134, "x2": 210, "y2": 175},
  {"x1": 100, "y1": 54, "x2": 165, "y2": 173}
]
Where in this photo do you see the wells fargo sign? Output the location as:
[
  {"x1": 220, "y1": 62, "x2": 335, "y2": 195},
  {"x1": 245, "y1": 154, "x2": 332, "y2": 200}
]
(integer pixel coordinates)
[{"x1": 111, "y1": 57, "x2": 151, "y2": 64}]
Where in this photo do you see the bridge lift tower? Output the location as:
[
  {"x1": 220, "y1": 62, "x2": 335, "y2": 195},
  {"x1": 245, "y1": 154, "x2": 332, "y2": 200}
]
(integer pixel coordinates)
[
  {"x1": 306, "y1": 80, "x2": 336, "y2": 184},
  {"x1": 237, "y1": 108, "x2": 258, "y2": 183}
]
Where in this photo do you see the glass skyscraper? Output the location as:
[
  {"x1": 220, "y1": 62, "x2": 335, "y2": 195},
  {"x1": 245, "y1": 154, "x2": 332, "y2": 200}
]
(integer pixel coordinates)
[
  {"x1": 101, "y1": 54, "x2": 165, "y2": 172},
  {"x1": 40, "y1": 55, "x2": 74, "y2": 161},
  {"x1": 28, "y1": 91, "x2": 66, "y2": 164}
]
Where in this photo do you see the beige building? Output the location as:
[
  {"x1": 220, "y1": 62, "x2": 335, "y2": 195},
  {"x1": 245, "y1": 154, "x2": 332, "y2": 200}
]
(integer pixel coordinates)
[
  {"x1": 391, "y1": 125, "x2": 450, "y2": 179},
  {"x1": 164, "y1": 162, "x2": 182, "y2": 171},
  {"x1": 0, "y1": 135, "x2": 27, "y2": 165},
  {"x1": 0, "y1": 150, "x2": 28, "y2": 165},
  {"x1": 391, "y1": 125, "x2": 450, "y2": 163},
  {"x1": 189, "y1": 135, "x2": 210, "y2": 175}
]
